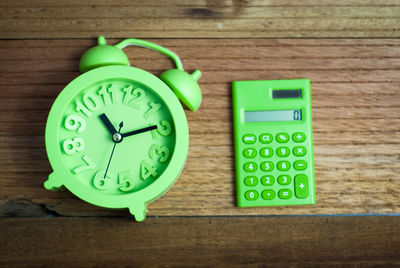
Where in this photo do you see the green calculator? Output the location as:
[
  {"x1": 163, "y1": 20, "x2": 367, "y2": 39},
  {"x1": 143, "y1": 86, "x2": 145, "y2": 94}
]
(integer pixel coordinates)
[{"x1": 232, "y1": 79, "x2": 315, "y2": 207}]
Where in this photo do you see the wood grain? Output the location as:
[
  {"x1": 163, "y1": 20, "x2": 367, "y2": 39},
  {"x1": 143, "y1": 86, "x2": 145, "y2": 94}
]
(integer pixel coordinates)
[
  {"x1": 0, "y1": 0, "x2": 400, "y2": 38},
  {"x1": 1, "y1": 216, "x2": 400, "y2": 267},
  {"x1": 0, "y1": 38, "x2": 399, "y2": 217}
]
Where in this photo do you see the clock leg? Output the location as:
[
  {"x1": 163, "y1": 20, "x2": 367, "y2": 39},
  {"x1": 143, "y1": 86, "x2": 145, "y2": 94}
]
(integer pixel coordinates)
[
  {"x1": 44, "y1": 172, "x2": 65, "y2": 192},
  {"x1": 129, "y1": 203, "x2": 148, "y2": 222}
]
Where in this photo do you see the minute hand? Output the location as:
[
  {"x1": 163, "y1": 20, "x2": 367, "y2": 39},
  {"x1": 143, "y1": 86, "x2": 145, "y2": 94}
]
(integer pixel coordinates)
[{"x1": 121, "y1": 125, "x2": 157, "y2": 138}]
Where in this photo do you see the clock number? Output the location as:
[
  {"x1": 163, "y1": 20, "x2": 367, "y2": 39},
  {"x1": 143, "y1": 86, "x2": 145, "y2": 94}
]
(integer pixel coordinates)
[
  {"x1": 157, "y1": 120, "x2": 171, "y2": 136},
  {"x1": 75, "y1": 100, "x2": 91, "y2": 117},
  {"x1": 98, "y1": 84, "x2": 112, "y2": 105},
  {"x1": 140, "y1": 160, "x2": 157, "y2": 180},
  {"x1": 73, "y1": 155, "x2": 95, "y2": 174},
  {"x1": 75, "y1": 92, "x2": 100, "y2": 117},
  {"x1": 144, "y1": 102, "x2": 161, "y2": 119},
  {"x1": 93, "y1": 171, "x2": 112, "y2": 190},
  {"x1": 123, "y1": 86, "x2": 145, "y2": 109},
  {"x1": 83, "y1": 92, "x2": 100, "y2": 111},
  {"x1": 118, "y1": 171, "x2": 136, "y2": 192},
  {"x1": 122, "y1": 86, "x2": 134, "y2": 104},
  {"x1": 64, "y1": 114, "x2": 86, "y2": 133},
  {"x1": 149, "y1": 144, "x2": 170, "y2": 163},
  {"x1": 151, "y1": 120, "x2": 172, "y2": 139},
  {"x1": 63, "y1": 137, "x2": 85, "y2": 155}
]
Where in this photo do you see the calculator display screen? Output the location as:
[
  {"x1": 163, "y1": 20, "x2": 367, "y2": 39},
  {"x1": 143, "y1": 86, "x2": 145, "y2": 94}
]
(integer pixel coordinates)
[{"x1": 245, "y1": 110, "x2": 302, "y2": 122}]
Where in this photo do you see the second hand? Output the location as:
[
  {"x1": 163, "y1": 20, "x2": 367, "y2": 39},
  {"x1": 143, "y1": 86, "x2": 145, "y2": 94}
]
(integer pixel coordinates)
[{"x1": 103, "y1": 121, "x2": 124, "y2": 179}]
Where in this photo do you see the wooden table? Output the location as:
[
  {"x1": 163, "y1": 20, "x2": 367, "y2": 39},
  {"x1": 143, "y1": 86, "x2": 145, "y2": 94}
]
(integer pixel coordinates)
[{"x1": 1, "y1": 1, "x2": 400, "y2": 266}]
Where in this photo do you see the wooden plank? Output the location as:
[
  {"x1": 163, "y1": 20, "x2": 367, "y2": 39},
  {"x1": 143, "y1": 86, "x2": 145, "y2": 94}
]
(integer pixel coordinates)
[
  {"x1": 0, "y1": 0, "x2": 399, "y2": 38},
  {"x1": 0, "y1": 38, "x2": 399, "y2": 217},
  {"x1": 0, "y1": 217, "x2": 399, "y2": 267}
]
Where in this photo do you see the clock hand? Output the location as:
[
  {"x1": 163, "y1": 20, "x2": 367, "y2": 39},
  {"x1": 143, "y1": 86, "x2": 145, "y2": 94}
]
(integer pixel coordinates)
[
  {"x1": 99, "y1": 113, "x2": 117, "y2": 135},
  {"x1": 103, "y1": 122, "x2": 123, "y2": 179},
  {"x1": 121, "y1": 125, "x2": 157, "y2": 138}
]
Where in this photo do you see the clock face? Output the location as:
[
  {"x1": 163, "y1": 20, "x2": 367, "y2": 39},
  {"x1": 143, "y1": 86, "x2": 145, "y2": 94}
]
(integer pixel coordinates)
[{"x1": 57, "y1": 78, "x2": 175, "y2": 196}]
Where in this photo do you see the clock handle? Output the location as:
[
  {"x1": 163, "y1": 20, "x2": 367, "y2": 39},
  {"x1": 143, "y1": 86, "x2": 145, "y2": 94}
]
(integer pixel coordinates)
[
  {"x1": 114, "y1": 38, "x2": 184, "y2": 71},
  {"x1": 114, "y1": 37, "x2": 203, "y2": 112}
]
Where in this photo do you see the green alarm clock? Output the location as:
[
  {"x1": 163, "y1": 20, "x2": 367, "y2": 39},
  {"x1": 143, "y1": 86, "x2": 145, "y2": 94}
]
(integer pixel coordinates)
[{"x1": 44, "y1": 36, "x2": 202, "y2": 221}]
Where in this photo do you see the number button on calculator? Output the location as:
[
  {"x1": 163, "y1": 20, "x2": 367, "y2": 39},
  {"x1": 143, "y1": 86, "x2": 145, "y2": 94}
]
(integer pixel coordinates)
[
  {"x1": 244, "y1": 162, "x2": 257, "y2": 172},
  {"x1": 260, "y1": 161, "x2": 274, "y2": 171},
  {"x1": 245, "y1": 190, "x2": 259, "y2": 200},
  {"x1": 243, "y1": 148, "x2": 257, "y2": 158},
  {"x1": 244, "y1": 176, "x2": 258, "y2": 186},
  {"x1": 276, "y1": 147, "x2": 290, "y2": 157},
  {"x1": 260, "y1": 147, "x2": 273, "y2": 158},
  {"x1": 278, "y1": 175, "x2": 291, "y2": 185},
  {"x1": 261, "y1": 175, "x2": 274, "y2": 186}
]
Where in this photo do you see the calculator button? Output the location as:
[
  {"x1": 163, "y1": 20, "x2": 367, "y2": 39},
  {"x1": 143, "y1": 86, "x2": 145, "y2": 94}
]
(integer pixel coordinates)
[
  {"x1": 262, "y1": 190, "x2": 276, "y2": 200},
  {"x1": 292, "y1": 132, "x2": 306, "y2": 142},
  {"x1": 293, "y1": 146, "x2": 307, "y2": 156},
  {"x1": 259, "y1": 133, "x2": 273, "y2": 144},
  {"x1": 277, "y1": 161, "x2": 291, "y2": 171},
  {"x1": 294, "y1": 160, "x2": 307, "y2": 170},
  {"x1": 243, "y1": 148, "x2": 257, "y2": 158},
  {"x1": 278, "y1": 175, "x2": 291, "y2": 185},
  {"x1": 245, "y1": 190, "x2": 259, "y2": 200},
  {"x1": 278, "y1": 189, "x2": 292, "y2": 199},
  {"x1": 244, "y1": 176, "x2": 258, "y2": 186},
  {"x1": 294, "y1": 174, "x2": 309, "y2": 199},
  {"x1": 261, "y1": 175, "x2": 275, "y2": 186},
  {"x1": 242, "y1": 134, "x2": 256, "y2": 144},
  {"x1": 244, "y1": 162, "x2": 258, "y2": 172},
  {"x1": 276, "y1": 146, "x2": 290, "y2": 157},
  {"x1": 260, "y1": 147, "x2": 273, "y2": 158},
  {"x1": 276, "y1": 133, "x2": 289, "y2": 143},
  {"x1": 260, "y1": 161, "x2": 274, "y2": 171}
]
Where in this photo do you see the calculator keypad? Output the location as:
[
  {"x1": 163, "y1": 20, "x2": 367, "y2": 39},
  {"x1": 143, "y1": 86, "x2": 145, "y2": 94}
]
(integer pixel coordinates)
[{"x1": 241, "y1": 132, "x2": 310, "y2": 201}]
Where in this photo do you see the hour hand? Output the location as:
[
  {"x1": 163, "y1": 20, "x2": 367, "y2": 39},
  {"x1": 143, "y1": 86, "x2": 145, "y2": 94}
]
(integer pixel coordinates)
[
  {"x1": 99, "y1": 113, "x2": 117, "y2": 135},
  {"x1": 121, "y1": 125, "x2": 157, "y2": 138}
]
